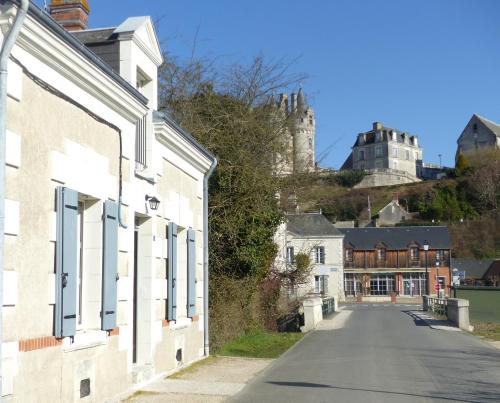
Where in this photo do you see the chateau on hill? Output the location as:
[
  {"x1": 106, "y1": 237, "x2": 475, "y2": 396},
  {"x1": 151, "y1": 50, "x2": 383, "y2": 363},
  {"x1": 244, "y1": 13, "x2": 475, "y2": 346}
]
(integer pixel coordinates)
[{"x1": 341, "y1": 122, "x2": 423, "y2": 188}]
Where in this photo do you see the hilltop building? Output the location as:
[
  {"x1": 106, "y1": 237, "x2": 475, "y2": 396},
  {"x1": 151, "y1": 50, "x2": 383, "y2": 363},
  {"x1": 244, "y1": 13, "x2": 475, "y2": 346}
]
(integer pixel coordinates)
[
  {"x1": 275, "y1": 88, "x2": 316, "y2": 175},
  {"x1": 0, "y1": 1, "x2": 216, "y2": 401},
  {"x1": 341, "y1": 122, "x2": 423, "y2": 188},
  {"x1": 456, "y1": 114, "x2": 500, "y2": 160}
]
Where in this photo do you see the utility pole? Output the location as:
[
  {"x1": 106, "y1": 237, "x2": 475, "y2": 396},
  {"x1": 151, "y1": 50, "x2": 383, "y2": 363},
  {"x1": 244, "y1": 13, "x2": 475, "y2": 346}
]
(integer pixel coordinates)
[{"x1": 438, "y1": 154, "x2": 442, "y2": 168}]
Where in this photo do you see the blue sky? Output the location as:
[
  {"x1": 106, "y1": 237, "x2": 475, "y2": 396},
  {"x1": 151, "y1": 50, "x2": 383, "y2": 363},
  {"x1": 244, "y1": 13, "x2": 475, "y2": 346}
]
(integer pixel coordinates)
[{"x1": 36, "y1": 0, "x2": 500, "y2": 168}]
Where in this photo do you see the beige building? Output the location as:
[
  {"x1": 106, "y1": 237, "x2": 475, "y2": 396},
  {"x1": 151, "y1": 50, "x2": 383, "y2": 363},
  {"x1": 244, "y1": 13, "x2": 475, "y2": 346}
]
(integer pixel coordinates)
[
  {"x1": 275, "y1": 213, "x2": 344, "y2": 301},
  {"x1": 456, "y1": 114, "x2": 500, "y2": 160},
  {"x1": 1, "y1": 1, "x2": 216, "y2": 401},
  {"x1": 342, "y1": 122, "x2": 423, "y2": 188}
]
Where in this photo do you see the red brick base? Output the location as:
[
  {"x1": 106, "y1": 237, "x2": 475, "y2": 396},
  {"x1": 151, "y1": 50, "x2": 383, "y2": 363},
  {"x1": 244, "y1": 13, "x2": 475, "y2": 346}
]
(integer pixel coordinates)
[
  {"x1": 109, "y1": 327, "x2": 120, "y2": 336},
  {"x1": 19, "y1": 336, "x2": 62, "y2": 352}
]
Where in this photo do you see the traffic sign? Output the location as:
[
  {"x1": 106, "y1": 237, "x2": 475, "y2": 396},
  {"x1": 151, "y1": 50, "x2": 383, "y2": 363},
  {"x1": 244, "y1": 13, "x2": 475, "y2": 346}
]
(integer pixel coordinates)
[{"x1": 434, "y1": 284, "x2": 440, "y2": 291}]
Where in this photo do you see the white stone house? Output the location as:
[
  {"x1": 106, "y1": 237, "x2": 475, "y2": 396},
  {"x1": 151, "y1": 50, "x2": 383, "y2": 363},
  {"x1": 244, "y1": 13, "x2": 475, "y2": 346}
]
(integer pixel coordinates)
[
  {"x1": 0, "y1": 1, "x2": 216, "y2": 402},
  {"x1": 377, "y1": 198, "x2": 413, "y2": 226},
  {"x1": 275, "y1": 213, "x2": 345, "y2": 301},
  {"x1": 456, "y1": 114, "x2": 500, "y2": 160}
]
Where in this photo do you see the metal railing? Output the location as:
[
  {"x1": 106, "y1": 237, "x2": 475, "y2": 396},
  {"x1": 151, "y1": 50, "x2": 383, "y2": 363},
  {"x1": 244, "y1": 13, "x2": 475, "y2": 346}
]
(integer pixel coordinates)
[
  {"x1": 322, "y1": 297, "x2": 336, "y2": 319},
  {"x1": 427, "y1": 297, "x2": 448, "y2": 318}
]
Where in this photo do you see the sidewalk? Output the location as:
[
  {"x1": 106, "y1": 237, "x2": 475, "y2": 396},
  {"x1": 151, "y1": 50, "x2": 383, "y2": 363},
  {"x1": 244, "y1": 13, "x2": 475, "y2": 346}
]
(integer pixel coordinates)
[
  {"x1": 123, "y1": 356, "x2": 273, "y2": 402},
  {"x1": 404, "y1": 310, "x2": 462, "y2": 332}
]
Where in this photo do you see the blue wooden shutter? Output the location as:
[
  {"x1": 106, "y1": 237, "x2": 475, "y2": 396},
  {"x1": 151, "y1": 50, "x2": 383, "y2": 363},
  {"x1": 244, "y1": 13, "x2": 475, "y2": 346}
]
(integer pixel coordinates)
[
  {"x1": 167, "y1": 222, "x2": 178, "y2": 320},
  {"x1": 102, "y1": 201, "x2": 119, "y2": 331},
  {"x1": 187, "y1": 229, "x2": 196, "y2": 317},
  {"x1": 55, "y1": 186, "x2": 78, "y2": 338}
]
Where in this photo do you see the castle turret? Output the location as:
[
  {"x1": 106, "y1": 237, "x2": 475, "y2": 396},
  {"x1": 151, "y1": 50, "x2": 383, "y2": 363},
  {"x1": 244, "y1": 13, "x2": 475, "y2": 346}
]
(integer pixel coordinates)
[{"x1": 293, "y1": 87, "x2": 315, "y2": 172}]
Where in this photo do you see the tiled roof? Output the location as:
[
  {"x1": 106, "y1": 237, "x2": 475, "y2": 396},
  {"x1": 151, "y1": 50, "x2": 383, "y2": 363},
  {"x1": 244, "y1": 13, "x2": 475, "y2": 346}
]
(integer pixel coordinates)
[
  {"x1": 475, "y1": 114, "x2": 500, "y2": 139},
  {"x1": 287, "y1": 213, "x2": 344, "y2": 237},
  {"x1": 340, "y1": 226, "x2": 452, "y2": 250},
  {"x1": 451, "y1": 258, "x2": 495, "y2": 279}
]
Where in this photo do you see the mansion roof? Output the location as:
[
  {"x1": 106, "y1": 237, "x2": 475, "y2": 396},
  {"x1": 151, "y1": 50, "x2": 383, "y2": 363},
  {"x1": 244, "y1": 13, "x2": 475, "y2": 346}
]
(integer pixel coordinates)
[{"x1": 340, "y1": 226, "x2": 451, "y2": 250}]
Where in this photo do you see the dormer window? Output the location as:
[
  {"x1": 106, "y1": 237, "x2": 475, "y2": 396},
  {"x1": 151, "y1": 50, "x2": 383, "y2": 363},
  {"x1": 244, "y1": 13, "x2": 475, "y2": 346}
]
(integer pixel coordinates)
[
  {"x1": 410, "y1": 246, "x2": 419, "y2": 261},
  {"x1": 377, "y1": 248, "x2": 386, "y2": 261},
  {"x1": 345, "y1": 248, "x2": 353, "y2": 262}
]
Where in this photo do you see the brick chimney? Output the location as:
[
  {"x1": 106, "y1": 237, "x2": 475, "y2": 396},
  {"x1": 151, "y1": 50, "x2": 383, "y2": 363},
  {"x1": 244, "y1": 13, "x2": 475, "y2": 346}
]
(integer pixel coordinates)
[{"x1": 49, "y1": 0, "x2": 90, "y2": 31}]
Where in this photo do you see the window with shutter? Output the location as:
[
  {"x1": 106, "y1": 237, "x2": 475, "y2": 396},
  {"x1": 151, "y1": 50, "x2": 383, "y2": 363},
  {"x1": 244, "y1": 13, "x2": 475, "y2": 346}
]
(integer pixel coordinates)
[
  {"x1": 167, "y1": 222, "x2": 178, "y2": 321},
  {"x1": 55, "y1": 186, "x2": 78, "y2": 338},
  {"x1": 101, "y1": 201, "x2": 119, "y2": 331},
  {"x1": 187, "y1": 229, "x2": 196, "y2": 318}
]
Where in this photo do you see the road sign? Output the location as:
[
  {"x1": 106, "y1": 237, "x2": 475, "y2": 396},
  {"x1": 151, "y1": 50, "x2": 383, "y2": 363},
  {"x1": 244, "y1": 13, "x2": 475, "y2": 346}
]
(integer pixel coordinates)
[{"x1": 434, "y1": 284, "x2": 440, "y2": 291}]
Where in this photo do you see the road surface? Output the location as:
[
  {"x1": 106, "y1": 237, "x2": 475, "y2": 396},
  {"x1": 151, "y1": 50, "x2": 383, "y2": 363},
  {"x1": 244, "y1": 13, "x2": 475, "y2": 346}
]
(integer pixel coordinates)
[{"x1": 231, "y1": 304, "x2": 500, "y2": 403}]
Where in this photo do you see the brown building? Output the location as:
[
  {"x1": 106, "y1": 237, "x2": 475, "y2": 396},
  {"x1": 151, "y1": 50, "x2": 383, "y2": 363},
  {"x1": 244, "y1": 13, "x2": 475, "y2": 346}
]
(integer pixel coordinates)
[{"x1": 340, "y1": 227, "x2": 452, "y2": 298}]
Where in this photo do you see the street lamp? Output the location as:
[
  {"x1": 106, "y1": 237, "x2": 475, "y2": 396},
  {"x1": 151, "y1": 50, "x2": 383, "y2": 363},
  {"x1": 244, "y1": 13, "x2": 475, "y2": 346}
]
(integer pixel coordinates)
[
  {"x1": 423, "y1": 240, "x2": 429, "y2": 295},
  {"x1": 436, "y1": 261, "x2": 440, "y2": 297}
]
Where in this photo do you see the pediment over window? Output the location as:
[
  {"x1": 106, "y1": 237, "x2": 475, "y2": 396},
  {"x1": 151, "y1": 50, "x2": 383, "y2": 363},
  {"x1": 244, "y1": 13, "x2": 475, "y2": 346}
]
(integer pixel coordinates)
[
  {"x1": 375, "y1": 241, "x2": 388, "y2": 250},
  {"x1": 407, "y1": 240, "x2": 420, "y2": 249}
]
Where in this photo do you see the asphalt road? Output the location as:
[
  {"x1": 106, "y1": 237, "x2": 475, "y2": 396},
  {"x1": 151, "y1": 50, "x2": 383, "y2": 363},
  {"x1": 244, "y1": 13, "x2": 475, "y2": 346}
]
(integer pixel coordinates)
[{"x1": 231, "y1": 304, "x2": 500, "y2": 403}]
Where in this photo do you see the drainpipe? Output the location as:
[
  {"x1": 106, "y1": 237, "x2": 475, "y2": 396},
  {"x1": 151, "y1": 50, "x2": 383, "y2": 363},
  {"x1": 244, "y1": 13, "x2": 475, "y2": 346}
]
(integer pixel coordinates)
[
  {"x1": 0, "y1": 0, "x2": 29, "y2": 398},
  {"x1": 203, "y1": 157, "x2": 217, "y2": 356}
]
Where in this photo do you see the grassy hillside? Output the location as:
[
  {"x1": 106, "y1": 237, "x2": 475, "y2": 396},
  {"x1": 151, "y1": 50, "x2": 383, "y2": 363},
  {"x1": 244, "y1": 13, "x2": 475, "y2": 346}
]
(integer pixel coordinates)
[{"x1": 281, "y1": 151, "x2": 499, "y2": 259}]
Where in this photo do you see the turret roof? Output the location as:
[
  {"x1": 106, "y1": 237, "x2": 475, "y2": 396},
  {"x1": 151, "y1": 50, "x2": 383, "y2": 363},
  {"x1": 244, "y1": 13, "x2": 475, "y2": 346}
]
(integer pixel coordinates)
[{"x1": 296, "y1": 87, "x2": 308, "y2": 111}]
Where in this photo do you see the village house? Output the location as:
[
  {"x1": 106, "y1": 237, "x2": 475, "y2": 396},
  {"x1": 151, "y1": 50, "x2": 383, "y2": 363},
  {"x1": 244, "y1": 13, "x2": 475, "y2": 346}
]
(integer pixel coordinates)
[
  {"x1": 1, "y1": 1, "x2": 216, "y2": 401},
  {"x1": 275, "y1": 213, "x2": 344, "y2": 301},
  {"x1": 340, "y1": 227, "x2": 452, "y2": 300},
  {"x1": 456, "y1": 114, "x2": 500, "y2": 160},
  {"x1": 377, "y1": 196, "x2": 415, "y2": 226}
]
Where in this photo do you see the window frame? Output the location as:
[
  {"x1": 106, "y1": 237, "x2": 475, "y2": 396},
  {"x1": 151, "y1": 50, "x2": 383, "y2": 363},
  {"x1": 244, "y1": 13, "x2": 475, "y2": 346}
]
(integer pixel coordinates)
[
  {"x1": 377, "y1": 248, "x2": 386, "y2": 261},
  {"x1": 286, "y1": 246, "x2": 295, "y2": 264},
  {"x1": 314, "y1": 246, "x2": 325, "y2": 264},
  {"x1": 410, "y1": 246, "x2": 419, "y2": 261},
  {"x1": 345, "y1": 248, "x2": 353, "y2": 262}
]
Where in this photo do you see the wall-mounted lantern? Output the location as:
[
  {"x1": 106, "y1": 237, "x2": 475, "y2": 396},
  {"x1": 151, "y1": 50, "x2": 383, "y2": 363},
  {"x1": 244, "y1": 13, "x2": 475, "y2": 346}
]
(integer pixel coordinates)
[{"x1": 145, "y1": 195, "x2": 160, "y2": 211}]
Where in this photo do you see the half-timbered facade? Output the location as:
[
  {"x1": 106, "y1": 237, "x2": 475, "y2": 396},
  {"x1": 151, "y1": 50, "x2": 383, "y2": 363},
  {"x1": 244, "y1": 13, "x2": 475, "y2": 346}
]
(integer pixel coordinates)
[{"x1": 340, "y1": 227, "x2": 452, "y2": 298}]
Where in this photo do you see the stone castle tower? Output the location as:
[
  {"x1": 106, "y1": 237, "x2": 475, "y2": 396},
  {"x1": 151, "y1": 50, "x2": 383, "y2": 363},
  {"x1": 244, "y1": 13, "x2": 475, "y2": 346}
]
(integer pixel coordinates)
[{"x1": 277, "y1": 87, "x2": 316, "y2": 174}]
